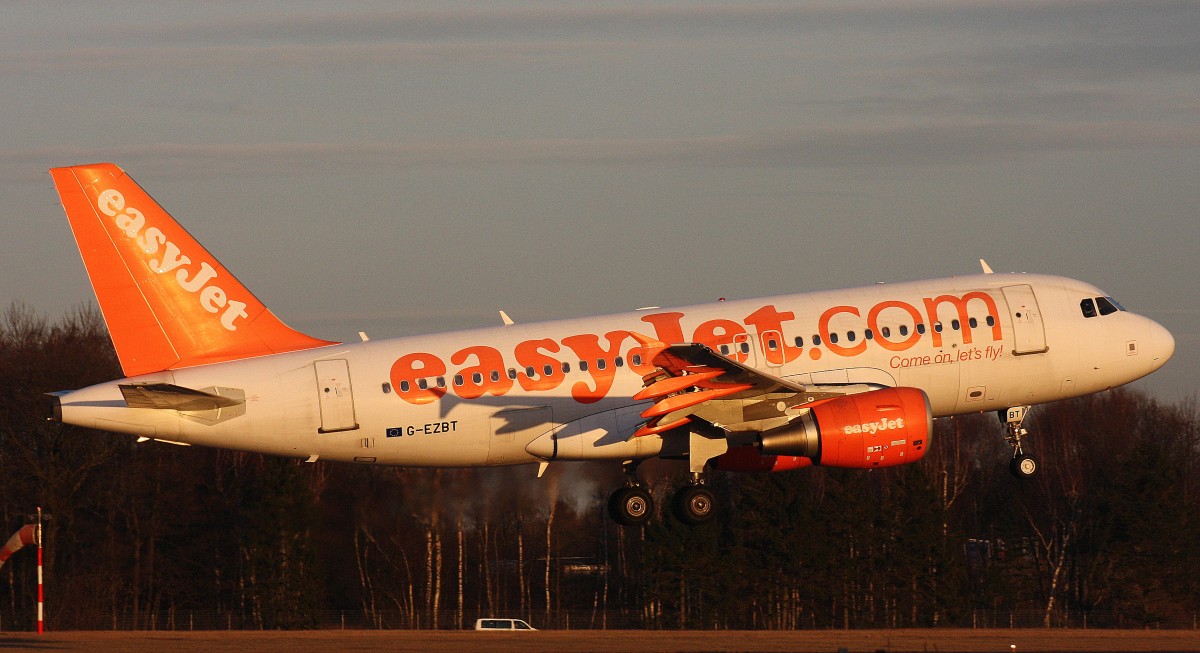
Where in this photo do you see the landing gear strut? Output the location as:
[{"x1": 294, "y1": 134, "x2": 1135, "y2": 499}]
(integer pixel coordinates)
[
  {"x1": 608, "y1": 461, "x2": 654, "y2": 526},
  {"x1": 1000, "y1": 406, "x2": 1039, "y2": 479}
]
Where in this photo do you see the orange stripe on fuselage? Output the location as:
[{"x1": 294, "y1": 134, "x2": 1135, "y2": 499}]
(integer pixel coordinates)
[{"x1": 389, "y1": 292, "x2": 1006, "y2": 407}]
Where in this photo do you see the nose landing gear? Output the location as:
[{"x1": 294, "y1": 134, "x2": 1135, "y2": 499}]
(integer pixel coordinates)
[{"x1": 1000, "y1": 406, "x2": 1039, "y2": 479}]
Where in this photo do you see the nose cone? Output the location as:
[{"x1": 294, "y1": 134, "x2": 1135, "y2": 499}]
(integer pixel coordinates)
[{"x1": 1145, "y1": 318, "x2": 1175, "y2": 372}]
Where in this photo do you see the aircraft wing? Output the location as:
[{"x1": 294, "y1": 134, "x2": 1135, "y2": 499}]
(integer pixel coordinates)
[{"x1": 631, "y1": 337, "x2": 844, "y2": 437}]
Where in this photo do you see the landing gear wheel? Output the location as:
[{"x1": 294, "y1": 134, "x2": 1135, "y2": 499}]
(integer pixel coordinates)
[
  {"x1": 671, "y1": 485, "x2": 716, "y2": 525},
  {"x1": 608, "y1": 486, "x2": 654, "y2": 526},
  {"x1": 1010, "y1": 453, "x2": 1039, "y2": 479}
]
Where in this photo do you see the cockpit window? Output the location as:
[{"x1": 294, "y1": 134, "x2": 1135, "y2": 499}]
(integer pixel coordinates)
[
  {"x1": 1081, "y1": 298, "x2": 1097, "y2": 318},
  {"x1": 1084, "y1": 296, "x2": 1126, "y2": 318}
]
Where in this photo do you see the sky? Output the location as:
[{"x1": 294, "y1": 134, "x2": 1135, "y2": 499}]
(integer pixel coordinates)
[{"x1": 2, "y1": 1, "x2": 1197, "y2": 403}]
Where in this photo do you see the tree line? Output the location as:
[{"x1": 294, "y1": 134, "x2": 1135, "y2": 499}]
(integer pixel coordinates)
[{"x1": 1, "y1": 304, "x2": 1196, "y2": 630}]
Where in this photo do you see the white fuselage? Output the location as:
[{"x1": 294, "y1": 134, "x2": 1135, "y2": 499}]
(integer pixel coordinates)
[{"x1": 56, "y1": 273, "x2": 1174, "y2": 467}]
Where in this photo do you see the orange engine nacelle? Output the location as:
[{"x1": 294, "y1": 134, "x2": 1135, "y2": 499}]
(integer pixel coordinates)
[{"x1": 756, "y1": 387, "x2": 932, "y2": 469}]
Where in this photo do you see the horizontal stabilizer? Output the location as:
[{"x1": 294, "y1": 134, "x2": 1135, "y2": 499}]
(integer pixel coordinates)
[{"x1": 120, "y1": 383, "x2": 244, "y2": 412}]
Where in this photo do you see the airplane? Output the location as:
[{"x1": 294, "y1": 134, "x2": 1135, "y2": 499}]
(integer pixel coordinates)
[{"x1": 46, "y1": 163, "x2": 1175, "y2": 526}]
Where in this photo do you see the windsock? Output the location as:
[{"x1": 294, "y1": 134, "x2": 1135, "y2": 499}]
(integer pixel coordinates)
[{"x1": 0, "y1": 525, "x2": 36, "y2": 569}]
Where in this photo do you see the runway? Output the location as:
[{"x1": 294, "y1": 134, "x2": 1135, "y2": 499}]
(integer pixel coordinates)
[{"x1": 0, "y1": 629, "x2": 1196, "y2": 652}]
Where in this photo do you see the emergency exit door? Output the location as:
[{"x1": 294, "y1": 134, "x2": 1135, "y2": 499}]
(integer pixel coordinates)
[{"x1": 315, "y1": 359, "x2": 360, "y2": 433}]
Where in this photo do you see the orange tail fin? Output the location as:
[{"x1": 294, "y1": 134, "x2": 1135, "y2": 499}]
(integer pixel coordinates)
[{"x1": 51, "y1": 163, "x2": 336, "y2": 376}]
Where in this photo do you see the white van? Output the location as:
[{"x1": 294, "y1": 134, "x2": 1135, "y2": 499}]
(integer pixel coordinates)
[{"x1": 474, "y1": 618, "x2": 537, "y2": 631}]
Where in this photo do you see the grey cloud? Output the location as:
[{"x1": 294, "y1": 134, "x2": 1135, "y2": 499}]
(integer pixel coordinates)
[
  {"x1": 8, "y1": 120, "x2": 1195, "y2": 181},
  {"x1": 1, "y1": 40, "x2": 625, "y2": 74},
  {"x1": 941, "y1": 39, "x2": 1200, "y2": 86},
  {"x1": 95, "y1": 5, "x2": 842, "y2": 46},
  {"x1": 12, "y1": 1, "x2": 1196, "y2": 83},
  {"x1": 84, "y1": 1, "x2": 1199, "y2": 48}
]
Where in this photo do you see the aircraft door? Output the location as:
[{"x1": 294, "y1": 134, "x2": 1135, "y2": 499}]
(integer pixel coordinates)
[
  {"x1": 1002, "y1": 285, "x2": 1049, "y2": 355},
  {"x1": 760, "y1": 329, "x2": 785, "y2": 371},
  {"x1": 314, "y1": 359, "x2": 360, "y2": 433}
]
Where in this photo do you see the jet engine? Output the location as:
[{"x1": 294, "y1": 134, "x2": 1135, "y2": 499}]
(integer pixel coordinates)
[{"x1": 755, "y1": 387, "x2": 932, "y2": 469}]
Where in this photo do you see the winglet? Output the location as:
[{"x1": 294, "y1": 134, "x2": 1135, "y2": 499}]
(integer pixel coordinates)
[
  {"x1": 51, "y1": 163, "x2": 336, "y2": 376},
  {"x1": 979, "y1": 259, "x2": 994, "y2": 274}
]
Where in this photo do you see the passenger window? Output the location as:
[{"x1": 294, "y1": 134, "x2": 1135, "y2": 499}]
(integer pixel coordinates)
[
  {"x1": 597, "y1": 359, "x2": 607, "y2": 370},
  {"x1": 525, "y1": 366, "x2": 535, "y2": 378},
  {"x1": 579, "y1": 360, "x2": 589, "y2": 372},
  {"x1": 846, "y1": 331, "x2": 856, "y2": 342},
  {"x1": 720, "y1": 344, "x2": 730, "y2": 355},
  {"x1": 899, "y1": 325, "x2": 908, "y2": 337},
  {"x1": 454, "y1": 374, "x2": 464, "y2": 386},
  {"x1": 632, "y1": 354, "x2": 642, "y2": 366},
  {"x1": 969, "y1": 317, "x2": 978, "y2": 329},
  {"x1": 864, "y1": 329, "x2": 873, "y2": 340},
  {"x1": 615, "y1": 356, "x2": 624, "y2": 367},
  {"x1": 418, "y1": 378, "x2": 428, "y2": 390},
  {"x1": 543, "y1": 364, "x2": 554, "y2": 377},
  {"x1": 766, "y1": 337, "x2": 779, "y2": 351},
  {"x1": 986, "y1": 315, "x2": 995, "y2": 327},
  {"x1": 472, "y1": 372, "x2": 483, "y2": 384},
  {"x1": 400, "y1": 381, "x2": 410, "y2": 392},
  {"x1": 934, "y1": 322, "x2": 943, "y2": 333},
  {"x1": 881, "y1": 326, "x2": 891, "y2": 338},
  {"x1": 812, "y1": 335, "x2": 822, "y2": 346},
  {"x1": 436, "y1": 377, "x2": 446, "y2": 389},
  {"x1": 561, "y1": 362, "x2": 570, "y2": 374},
  {"x1": 916, "y1": 324, "x2": 926, "y2": 335},
  {"x1": 491, "y1": 370, "x2": 501, "y2": 382},
  {"x1": 739, "y1": 342, "x2": 750, "y2": 354},
  {"x1": 829, "y1": 333, "x2": 839, "y2": 344},
  {"x1": 1081, "y1": 298, "x2": 1097, "y2": 318},
  {"x1": 507, "y1": 368, "x2": 518, "y2": 380},
  {"x1": 951, "y1": 319, "x2": 960, "y2": 331},
  {"x1": 794, "y1": 336, "x2": 805, "y2": 347}
]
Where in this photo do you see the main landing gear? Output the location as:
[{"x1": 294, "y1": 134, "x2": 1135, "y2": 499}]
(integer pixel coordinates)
[
  {"x1": 1000, "y1": 406, "x2": 1039, "y2": 479},
  {"x1": 671, "y1": 474, "x2": 716, "y2": 525},
  {"x1": 606, "y1": 470, "x2": 717, "y2": 527},
  {"x1": 608, "y1": 420, "x2": 728, "y2": 526},
  {"x1": 608, "y1": 461, "x2": 654, "y2": 526}
]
